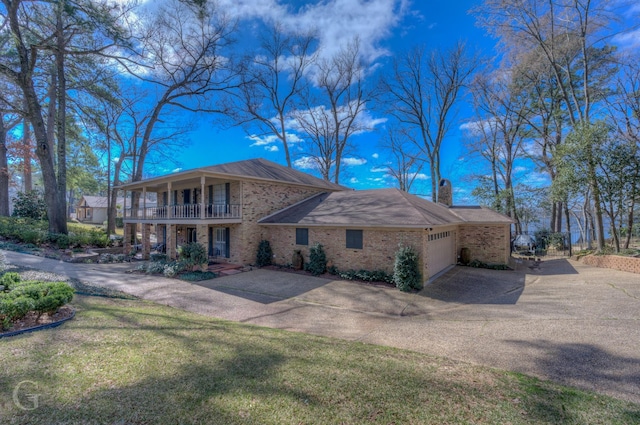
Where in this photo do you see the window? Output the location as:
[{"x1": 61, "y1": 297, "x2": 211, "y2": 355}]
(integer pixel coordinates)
[
  {"x1": 187, "y1": 227, "x2": 197, "y2": 243},
  {"x1": 296, "y1": 228, "x2": 309, "y2": 245},
  {"x1": 346, "y1": 229, "x2": 363, "y2": 249}
]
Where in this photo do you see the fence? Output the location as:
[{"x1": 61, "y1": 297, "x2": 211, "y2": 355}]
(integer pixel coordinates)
[{"x1": 513, "y1": 230, "x2": 640, "y2": 259}]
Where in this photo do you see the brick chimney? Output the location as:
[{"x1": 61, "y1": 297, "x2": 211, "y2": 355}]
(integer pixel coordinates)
[{"x1": 437, "y1": 179, "x2": 452, "y2": 206}]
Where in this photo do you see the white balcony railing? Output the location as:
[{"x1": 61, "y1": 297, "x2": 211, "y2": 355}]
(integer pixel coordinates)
[{"x1": 124, "y1": 204, "x2": 241, "y2": 220}]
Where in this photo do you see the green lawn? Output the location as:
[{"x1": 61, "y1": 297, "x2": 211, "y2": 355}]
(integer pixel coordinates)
[{"x1": 1, "y1": 295, "x2": 638, "y2": 424}]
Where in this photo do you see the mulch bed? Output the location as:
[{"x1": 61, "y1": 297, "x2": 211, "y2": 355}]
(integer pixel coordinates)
[{"x1": 0, "y1": 306, "x2": 75, "y2": 338}]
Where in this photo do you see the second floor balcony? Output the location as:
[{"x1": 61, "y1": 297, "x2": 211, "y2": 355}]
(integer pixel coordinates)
[{"x1": 124, "y1": 203, "x2": 241, "y2": 221}]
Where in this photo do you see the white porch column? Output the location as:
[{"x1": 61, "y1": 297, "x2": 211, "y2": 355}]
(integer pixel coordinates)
[
  {"x1": 200, "y1": 176, "x2": 205, "y2": 219},
  {"x1": 167, "y1": 182, "x2": 172, "y2": 219},
  {"x1": 142, "y1": 187, "x2": 147, "y2": 219}
]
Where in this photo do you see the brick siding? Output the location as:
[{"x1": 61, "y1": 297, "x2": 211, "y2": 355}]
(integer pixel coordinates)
[
  {"x1": 457, "y1": 224, "x2": 511, "y2": 265},
  {"x1": 235, "y1": 181, "x2": 329, "y2": 265},
  {"x1": 578, "y1": 254, "x2": 640, "y2": 274},
  {"x1": 265, "y1": 226, "x2": 428, "y2": 279}
]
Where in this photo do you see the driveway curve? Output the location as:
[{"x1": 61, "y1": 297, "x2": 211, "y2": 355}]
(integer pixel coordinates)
[{"x1": 2, "y1": 250, "x2": 639, "y2": 404}]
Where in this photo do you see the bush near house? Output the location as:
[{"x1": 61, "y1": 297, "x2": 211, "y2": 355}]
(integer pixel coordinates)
[
  {"x1": 256, "y1": 240, "x2": 273, "y2": 267},
  {"x1": 394, "y1": 245, "x2": 423, "y2": 292},
  {"x1": 178, "y1": 242, "x2": 209, "y2": 270},
  {"x1": 0, "y1": 273, "x2": 74, "y2": 330},
  {"x1": 306, "y1": 242, "x2": 327, "y2": 276}
]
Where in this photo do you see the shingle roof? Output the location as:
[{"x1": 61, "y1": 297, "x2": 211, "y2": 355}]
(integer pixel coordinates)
[
  {"x1": 80, "y1": 196, "x2": 124, "y2": 208},
  {"x1": 199, "y1": 158, "x2": 347, "y2": 191},
  {"x1": 259, "y1": 188, "x2": 486, "y2": 227},
  {"x1": 79, "y1": 196, "x2": 157, "y2": 208},
  {"x1": 448, "y1": 206, "x2": 515, "y2": 223},
  {"x1": 117, "y1": 158, "x2": 348, "y2": 192}
]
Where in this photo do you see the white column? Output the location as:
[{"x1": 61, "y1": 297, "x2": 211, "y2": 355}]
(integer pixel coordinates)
[{"x1": 200, "y1": 176, "x2": 205, "y2": 219}]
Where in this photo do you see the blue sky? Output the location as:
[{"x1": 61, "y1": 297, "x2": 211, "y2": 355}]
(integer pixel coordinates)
[{"x1": 152, "y1": 0, "x2": 491, "y2": 198}]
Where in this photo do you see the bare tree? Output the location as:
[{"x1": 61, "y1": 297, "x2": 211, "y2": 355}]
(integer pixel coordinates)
[
  {"x1": 382, "y1": 42, "x2": 476, "y2": 201},
  {"x1": 292, "y1": 40, "x2": 374, "y2": 184},
  {"x1": 475, "y1": 0, "x2": 621, "y2": 251},
  {"x1": 378, "y1": 127, "x2": 425, "y2": 192},
  {"x1": 124, "y1": 0, "x2": 237, "y2": 208},
  {"x1": 606, "y1": 58, "x2": 640, "y2": 249},
  {"x1": 467, "y1": 71, "x2": 529, "y2": 232},
  {"x1": 232, "y1": 24, "x2": 316, "y2": 167}
]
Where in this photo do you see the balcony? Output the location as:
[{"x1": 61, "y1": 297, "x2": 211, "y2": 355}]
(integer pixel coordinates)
[{"x1": 124, "y1": 204, "x2": 241, "y2": 221}]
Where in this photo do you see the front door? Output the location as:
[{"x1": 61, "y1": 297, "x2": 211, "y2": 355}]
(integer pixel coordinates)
[{"x1": 212, "y1": 227, "x2": 230, "y2": 258}]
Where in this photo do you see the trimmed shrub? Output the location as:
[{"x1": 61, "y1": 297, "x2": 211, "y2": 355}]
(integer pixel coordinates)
[
  {"x1": 1, "y1": 272, "x2": 22, "y2": 292},
  {"x1": 179, "y1": 242, "x2": 208, "y2": 269},
  {"x1": 0, "y1": 296, "x2": 35, "y2": 330},
  {"x1": 256, "y1": 240, "x2": 273, "y2": 267},
  {"x1": 393, "y1": 245, "x2": 423, "y2": 292},
  {"x1": 32, "y1": 282, "x2": 74, "y2": 317},
  {"x1": 307, "y1": 243, "x2": 327, "y2": 276}
]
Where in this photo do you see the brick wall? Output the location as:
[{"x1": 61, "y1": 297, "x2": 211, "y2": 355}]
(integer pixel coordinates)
[
  {"x1": 265, "y1": 226, "x2": 428, "y2": 278},
  {"x1": 457, "y1": 224, "x2": 511, "y2": 265},
  {"x1": 578, "y1": 254, "x2": 640, "y2": 274},
  {"x1": 236, "y1": 181, "x2": 330, "y2": 265}
]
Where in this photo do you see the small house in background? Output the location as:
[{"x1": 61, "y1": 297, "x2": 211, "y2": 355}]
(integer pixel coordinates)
[{"x1": 76, "y1": 196, "x2": 125, "y2": 225}]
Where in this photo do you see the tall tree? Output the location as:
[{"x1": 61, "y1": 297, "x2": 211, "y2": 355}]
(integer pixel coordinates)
[
  {"x1": 293, "y1": 40, "x2": 374, "y2": 184},
  {"x1": 382, "y1": 42, "x2": 476, "y2": 201},
  {"x1": 233, "y1": 24, "x2": 316, "y2": 167},
  {"x1": 0, "y1": 0, "x2": 132, "y2": 233},
  {"x1": 126, "y1": 0, "x2": 237, "y2": 206},
  {"x1": 476, "y1": 0, "x2": 620, "y2": 251},
  {"x1": 467, "y1": 70, "x2": 528, "y2": 232}
]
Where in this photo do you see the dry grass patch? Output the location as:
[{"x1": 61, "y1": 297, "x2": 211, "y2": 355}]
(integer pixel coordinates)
[{"x1": 1, "y1": 296, "x2": 638, "y2": 424}]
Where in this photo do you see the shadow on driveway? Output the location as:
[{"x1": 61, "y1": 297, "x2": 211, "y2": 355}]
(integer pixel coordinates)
[
  {"x1": 420, "y1": 266, "x2": 527, "y2": 305},
  {"x1": 193, "y1": 269, "x2": 333, "y2": 304}
]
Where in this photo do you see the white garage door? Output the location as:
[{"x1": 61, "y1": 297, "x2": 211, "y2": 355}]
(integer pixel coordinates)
[{"x1": 427, "y1": 230, "x2": 455, "y2": 277}]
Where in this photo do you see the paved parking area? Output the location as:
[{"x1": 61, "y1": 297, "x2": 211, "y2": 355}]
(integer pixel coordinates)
[{"x1": 3, "y1": 250, "x2": 639, "y2": 403}]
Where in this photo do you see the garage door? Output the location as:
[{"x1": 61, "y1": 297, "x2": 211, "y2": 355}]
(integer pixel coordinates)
[{"x1": 427, "y1": 230, "x2": 455, "y2": 277}]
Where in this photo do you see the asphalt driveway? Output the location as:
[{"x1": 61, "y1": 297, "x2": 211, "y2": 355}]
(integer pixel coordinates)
[{"x1": 2, "y1": 250, "x2": 639, "y2": 404}]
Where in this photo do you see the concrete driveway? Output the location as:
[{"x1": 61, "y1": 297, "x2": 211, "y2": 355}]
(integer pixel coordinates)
[{"x1": 2, "y1": 250, "x2": 639, "y2": 404}]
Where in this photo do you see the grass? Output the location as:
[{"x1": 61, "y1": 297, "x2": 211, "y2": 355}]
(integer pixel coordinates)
[{"x1": 1, "y1": 296, "x2": 639, "y2": 425}]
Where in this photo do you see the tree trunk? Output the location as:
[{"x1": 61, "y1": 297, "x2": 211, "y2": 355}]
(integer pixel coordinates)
[
  {"x1": 0, "y1": 117, "x2": 9, "y2": 216},
  {"x1": 564, "y1": 202, "x2": 572, "y2": 257},
  {"x1": 54, "y1": 2, "x2": 68, "y2": 231},
  {"x1": 22, "y1": 110, "x2": 32, "y2": 192}
]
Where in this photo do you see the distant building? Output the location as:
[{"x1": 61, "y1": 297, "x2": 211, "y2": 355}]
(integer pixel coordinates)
[{"x1": 76, "y1": 196, "x2": 124, "y2": 225}]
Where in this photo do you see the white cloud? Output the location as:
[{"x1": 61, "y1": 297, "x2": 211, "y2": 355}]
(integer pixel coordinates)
[
  {"x1": 172, "y1": 167, "x2": 183, "y2": 173},
  {"x1": 349, "y1": 177, "x2": 359, "y2": 184},
  {"x1": 370, "y1": 166, "x2": 388, "y2": 173},
  {"x1": 409, "y1": 172, "x2": 429, "y2": 180},
  {"x1": 216, "y1": 0, "x2": 409, "y2": 64},
  {"x1": 371, "y1": 153, "x2": 379, "y2": 159},
  {"x1": 293, "y1": 156, "x2": 318, "y2": 170},
  {"x1": 613, "y1": 28, "x2": 640, "y2": 50},
  {"x1": 342, "y1": 157, "x2": 367, "y2": 166},
  {"x1": 247, "y1": 132, "x2": 303, "y2": 147},
  {"x1": 265, "y1": 145, "x2": 279, "y2": 152}
]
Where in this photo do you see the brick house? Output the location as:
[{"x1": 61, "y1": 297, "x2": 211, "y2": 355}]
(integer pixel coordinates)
[{"x1": 120, "y1": 158, "x2": 513, "y2": 282}]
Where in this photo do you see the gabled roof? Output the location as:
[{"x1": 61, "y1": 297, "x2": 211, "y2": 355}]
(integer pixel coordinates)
[
  {"x1": 117, "y1": 158, "x2": 348, "y2": 192},
  {"x1": 259, "y1": 188, "x2": 515, "y2": 228},
  {"x1": 79, "y1": 196, "x2": 124, "y2": 208},
  {"x1": 259, "y1": 188, "x2": 466, "y2": 228},
  {"x1": 79, "y1": 196, "x2": 157, "y2": 208}
]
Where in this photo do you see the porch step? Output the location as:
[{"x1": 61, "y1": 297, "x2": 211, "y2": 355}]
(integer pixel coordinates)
[{"x1": 207, "y1": 262, "x2": 243, "y2": 274}]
